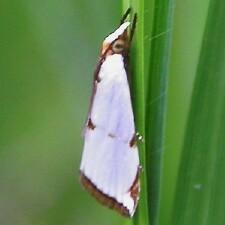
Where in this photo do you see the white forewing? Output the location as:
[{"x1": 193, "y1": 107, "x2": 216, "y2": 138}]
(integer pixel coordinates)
[
  {"x1": 80, "y1": 54, "x2": 139, "y2": 217},
  {"x1": 91, "y1": 54, "x2": 135, "y2": 142}
]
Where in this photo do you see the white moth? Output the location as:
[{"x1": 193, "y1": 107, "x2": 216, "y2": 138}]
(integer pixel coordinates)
[{"x1": 80, "y1": 9, "x2": 140, "y2": 217}]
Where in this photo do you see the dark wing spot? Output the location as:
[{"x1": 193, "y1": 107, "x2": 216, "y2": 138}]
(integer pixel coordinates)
[
  {"x1": 129, "y1": 134, "x2": 137, "y2": 147},
  {"x1": 87, "y1": 118, "x2": 96, "y2": 130},
  {"x1": 129, "y1": 166, "x2": 141, "y2": 206},
  {"x1": 108, "y1": 133, "x2": 116, "y2": 138}
]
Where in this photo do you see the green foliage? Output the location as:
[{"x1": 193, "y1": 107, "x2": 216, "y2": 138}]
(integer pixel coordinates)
[
  {"x1": 125, "y1": 0, "x2": 225, "y2": 225},
  {"x1": 171, "y1": 0, "x2": 225, "y2": 224},
  {"x1": 123, "y1": 0, "x2": 174, "y2": 224},
  {"x1": 161, "y1": 0, "x2": 210, "y2": 223},
  {"x1": 0, "y1": 1, "x2": 124, "y2": 225}
]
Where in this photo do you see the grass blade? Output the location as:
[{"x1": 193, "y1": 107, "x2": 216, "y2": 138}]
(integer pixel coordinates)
[
  {"x1": 160, "y1": 0, "x2": 210, "y2": 224},
  {"x1": 145, "y1": 1, "x2": 174, "y2": 225},
  {"x1": 123, "y1": 0, "x2": 174, "y2": 224},
  {"x1": 171, "y1": 0, "x2": 225, "y2": 224},
  {"x1": 129, "y1": 1, "x2": 150, "y2": 224}
]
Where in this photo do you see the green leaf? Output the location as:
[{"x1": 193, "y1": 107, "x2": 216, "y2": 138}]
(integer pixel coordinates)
[
  {"x1": 126, "y1": 1, "x2": 151, "y2": 224},
  {"x1": 123, "y1": 0, "x2": 174, "y2": 224},
  {"x1": 145, "y1": 1, "x2": 174, "y2": 225},
  {"x1": 171, "y1": 0, "x2": 225, "y2": 224},
  {"x1": 160, "y1": 0, "x2": 210, "y2": 224}
]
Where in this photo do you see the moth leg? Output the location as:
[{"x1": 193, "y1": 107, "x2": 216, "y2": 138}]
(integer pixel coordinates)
[
  {"x1": 136, "y1": 132, "x2": 144, "y2": 143},
  {"x1": 129, "y1": 132, "x2": 144, "y2": 147},
  {"x1": 138, "y1": 165, "x2": 143, "y2": 173}
]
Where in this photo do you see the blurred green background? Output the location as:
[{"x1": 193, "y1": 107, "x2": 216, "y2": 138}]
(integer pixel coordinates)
[
  {"x1": 0, "y1": 1, "x2": 126, "y2": 224},
  {"x1": 0, "y1": 0, "x2": 211, "y2": 225}
]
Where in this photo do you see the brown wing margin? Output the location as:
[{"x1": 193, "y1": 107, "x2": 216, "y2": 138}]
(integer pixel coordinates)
[
  {"x1": 80, "y1": 172, "x2": 130, "y2": 217},
  {"x1": 83, "y1": 38, "x2": 121, "y2": 134},
  {"x1": 82, "y1": 55, "x2": 105, "y2": 136},
  {"x1": 86, "y1": 56, "x2": 105, "y2": 119},
  {"x1": 80, "y1": 169, "x2": 140, "y2": 217}
]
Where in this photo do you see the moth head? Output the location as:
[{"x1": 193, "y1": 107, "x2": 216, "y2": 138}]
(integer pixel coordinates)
[
  {"x1": 112, "y1": 39, "x2": 127, "y2": 54},
  {"x1": 101, "y1": 22, "x2": 130, "y2": 55}
]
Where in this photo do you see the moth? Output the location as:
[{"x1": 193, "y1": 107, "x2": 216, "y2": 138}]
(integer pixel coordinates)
[{"x1": 80, "y1": 8, "x2": 141, "y2": 217}]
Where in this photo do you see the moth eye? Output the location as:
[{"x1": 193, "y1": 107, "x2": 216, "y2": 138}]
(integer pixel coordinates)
[{"x1": 112, "y1": 40, "x2": 125, "y2": 53}]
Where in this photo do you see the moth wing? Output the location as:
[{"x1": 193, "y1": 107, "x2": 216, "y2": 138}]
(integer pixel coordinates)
[{"x1": 80, "y1": 54, "x2": 140, "y2": 217}]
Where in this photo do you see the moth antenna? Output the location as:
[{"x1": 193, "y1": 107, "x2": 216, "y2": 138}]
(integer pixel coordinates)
[
  {"x1": 130, "y1": 13, "x2": 137, "y2": 44},
  {"x1": 120, "y1": 7, "x2": 131, "y2": 24}
]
